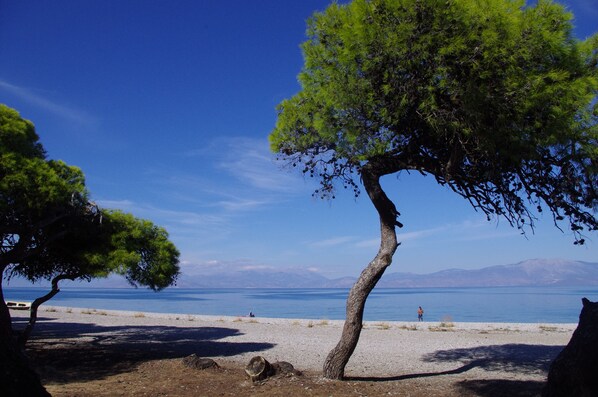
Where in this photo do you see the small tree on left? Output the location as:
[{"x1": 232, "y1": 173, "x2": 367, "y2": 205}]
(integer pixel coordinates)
[{"x1": 0, "y1": 104, "x2": 180, "y2": 396}]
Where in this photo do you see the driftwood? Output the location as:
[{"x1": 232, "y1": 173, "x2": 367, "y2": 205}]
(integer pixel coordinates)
[
  {"x1": 543, "y1": 297, "x2": 598, "y2": 397},
  {"x1": 182, "y1": 354, "x2": 219, "y2": 370},
  {"x1": 245, "y1": 356, "x2": 301, "y2": 382}
]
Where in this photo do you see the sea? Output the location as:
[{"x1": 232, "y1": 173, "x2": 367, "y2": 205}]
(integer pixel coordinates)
[{"x1": 4, "y1": 286, "x2": 597, "y2": 324}]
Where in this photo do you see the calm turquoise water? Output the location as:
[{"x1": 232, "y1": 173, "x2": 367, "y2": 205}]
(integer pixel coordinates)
[{"x1": 4, "y1": 286, "x2": 597, "y2": 323}]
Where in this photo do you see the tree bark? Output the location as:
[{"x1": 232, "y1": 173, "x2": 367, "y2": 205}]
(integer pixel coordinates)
[
  {"x1": 543, "y1": 298, "x2": 598, "y2": 397},
  {"x1": 0, "y1": 274, "x2": 50, "y2": 396},
  {"x1": 323, "y1": 167, "x2": 400, "y2": 379},
  {"x1": 245, "y1": 356, "x2": 274, "y2": 382},
  {"x1": 18, "y1": 274, "x2": 77, "y2": 348}
]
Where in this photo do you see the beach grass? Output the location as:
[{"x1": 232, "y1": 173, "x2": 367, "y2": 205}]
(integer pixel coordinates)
[
  {"x1": 539, "y1": 324, "x2": 558, "y2": 332},
  {"x1": 398, "y1": 324, "x2": 418, "y2": 331},
  {"x1": 376, "y1": 322, "x2": 391, "y2": 330}
]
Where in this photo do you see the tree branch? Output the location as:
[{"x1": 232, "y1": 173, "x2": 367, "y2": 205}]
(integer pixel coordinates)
[{"x1": 17, "y1": 273, "x2": 79, "y2": 348}]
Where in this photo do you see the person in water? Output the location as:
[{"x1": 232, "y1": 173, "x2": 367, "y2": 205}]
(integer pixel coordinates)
[{"x1": 417, "y1": 306, "x2": 424, "y2": 321}]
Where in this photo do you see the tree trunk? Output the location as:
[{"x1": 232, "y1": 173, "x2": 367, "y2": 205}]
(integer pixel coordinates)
[
  {"x1": 245, "y1": 356, "x2": 274, "y2": 382},
  {"x1": 323, "y1": 168, "x2": 400, "y2": 379},
  {"x1": 0, "y1": 277, "x2": 50, "y2": 396},
  {"x1": 543, "y1": 298, "x2": 598, "y2": 397},
  {"x1": 18, "y1": 274, "x2": 76, "y2": 348}
]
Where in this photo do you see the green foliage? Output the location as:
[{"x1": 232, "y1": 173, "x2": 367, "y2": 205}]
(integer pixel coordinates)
[
  {"x1": 1, "y1": 105, "x2": 89, "y2": 264},
  {"x1": 11, "y1": 209, "x2": 180, "y2": 291},
  {"x1": 0, "y1": 104, "x2": 45, "y2": 159},
  {"x1": 1, "y1": 104, "x2": 179, "y2": 290},
  {"x1": 271, "y1": 0, "x2": 597, "y2": 241},
  {"x1": 104, "y1": 210, "x2": 180, "y2": 290}
]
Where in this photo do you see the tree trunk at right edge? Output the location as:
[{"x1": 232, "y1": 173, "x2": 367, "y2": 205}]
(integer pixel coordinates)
[{"x1": 323, "y1": 168, "x2": 400, "y2": 379}]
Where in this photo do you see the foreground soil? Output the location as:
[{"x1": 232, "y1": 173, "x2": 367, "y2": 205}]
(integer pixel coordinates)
[{"x1": 30, "y1": 347, "x2": 547, "y2": 397}]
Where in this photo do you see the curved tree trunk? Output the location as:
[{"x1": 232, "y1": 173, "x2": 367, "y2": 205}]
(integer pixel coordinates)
[
  {"x1": 18, "y1": 274, "x2": 77, "y2": 348},
  {"x1": 323, "y1": 167, "x2": 400, "y2": 379}
]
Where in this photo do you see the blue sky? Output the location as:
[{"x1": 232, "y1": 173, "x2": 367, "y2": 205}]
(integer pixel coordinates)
[{"x1": 1, "y1": 0, "x2": 596, "y2": 281}]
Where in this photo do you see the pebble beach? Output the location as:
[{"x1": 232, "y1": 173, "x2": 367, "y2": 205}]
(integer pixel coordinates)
[{"x1": 11, "y1": 305, "x2": 576, "y2": 382}]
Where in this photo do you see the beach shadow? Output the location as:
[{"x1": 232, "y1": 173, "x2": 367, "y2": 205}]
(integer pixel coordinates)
[
  {"x1": 10, "y1": 314, "x2": 49, "y2": 327},
  {"x1": 422, "y1": 343, "x2": 562, "y2": 375},
  {"x1": 23, "y1": 318, "x2": 275, "y2": 384},
  {"x1": 346, "y1": 344, "x2": 563, "y2": 396},
  {"x1": 456, "y1": 379, "x2": 547, "y2": 397}
]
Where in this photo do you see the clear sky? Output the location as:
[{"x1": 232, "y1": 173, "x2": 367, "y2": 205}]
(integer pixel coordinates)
[{"x1": 1, "y1": 0, "x2": 596, "y2": 280}]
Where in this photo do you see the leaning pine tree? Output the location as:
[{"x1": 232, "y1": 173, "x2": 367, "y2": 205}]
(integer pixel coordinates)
[
  {"x1": 269, "y1": 0, "x2": 597, "y2": 380},
  {"x1": 1, "y1": 104, "x2": 180, "y2": 396}
]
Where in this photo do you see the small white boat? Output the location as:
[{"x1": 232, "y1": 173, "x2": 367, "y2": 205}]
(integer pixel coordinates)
[{"x1": 5, "y1": 301, "x2": 31, "y2": 310}]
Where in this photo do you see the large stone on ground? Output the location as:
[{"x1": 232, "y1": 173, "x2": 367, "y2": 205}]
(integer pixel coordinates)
[
  {"x1": 271, "y1": 361, "x2": 302, "y2": 377},
  {"x1": 182, "y1": 354, "x2": 220, "y2": 370}
]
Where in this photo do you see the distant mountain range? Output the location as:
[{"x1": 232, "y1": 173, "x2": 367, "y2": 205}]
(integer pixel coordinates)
[
  {"x1": 175, "y1": 259, "x2": 598, "y2": 288},
  {"x1": 7, "y1": 259, "x2": 598, "y2": 289}
]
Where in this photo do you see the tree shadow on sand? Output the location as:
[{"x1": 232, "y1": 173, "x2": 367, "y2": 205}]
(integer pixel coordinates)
[
  {"x1": 20, "y1": 316, "x2": 275, "y2": 384},
  {"x1": 347, "y1": 344, "x2": 564, "y2": 397}
]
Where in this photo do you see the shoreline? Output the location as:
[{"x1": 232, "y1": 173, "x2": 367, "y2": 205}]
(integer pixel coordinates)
[
  {"x1": 10, "y1": 304, "x2": 578, "y2": 330},
  {"x1": 11, "y1": 304, "x2": 579, "y2": 329}
]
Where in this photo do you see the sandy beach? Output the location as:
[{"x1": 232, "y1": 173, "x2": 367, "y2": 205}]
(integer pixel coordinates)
[{"x1": 11, "y1": 306, "x2": 577, "y2": 396}]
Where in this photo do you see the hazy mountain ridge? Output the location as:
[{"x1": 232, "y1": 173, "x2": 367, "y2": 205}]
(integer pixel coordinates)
[
  {"x1": 376, "y1": 259, "x2": 598, "y2": 288},
  {"x1": 177, "y1": 259, "x2": 598, "y2": 288},
  {"x1": 8, "y1": 259, "x2": 597, "y2": 289}
]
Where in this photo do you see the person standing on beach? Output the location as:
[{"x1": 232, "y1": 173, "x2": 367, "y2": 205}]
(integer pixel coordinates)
[{"x1": 417, "y1": 306, "x2": 424, "y2": 322}]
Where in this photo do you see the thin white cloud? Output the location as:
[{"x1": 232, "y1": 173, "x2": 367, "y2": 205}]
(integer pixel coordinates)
[
  {"x1": 354, "y1": 220, "x2": 512, "y2": 248},
  {"x1": 142, "y1": 167, "x2": 283, "y2": 213},
  {"x1": 239, "y1": 265, "x2": 273, "y2": 271},
  {"x1": 355, "y1": 238, "x2": 380, "y2": 249},
  {"x1": 0, "y1": 79, "x2": 97, "y2": 125},
  {"x1": 354, "y1": 227, "x2": 448, "y2": 249},
  {"x1": 181, "y1": 259, "x2": 273, "y2": 275},
  {"x1": 97, "y1": 199, "x2": 225, "y2": 228},
  {"x1": 96, "y1": 199, "x2": 135, "y2": 209},
  {"x1": 216, "y1": 198, "x2": 273, "y2": 212},
  {"x1": 398, "y1": 226, "x2": 449, "y2": 241},
  {"x1": 191, "y1": 136, "x2": 308, "y2": 194},
  {"x1": 180, "y1": 259, "x2": 324, "y2": 277},
  {"x1": 310, "y1": 236, "x2": 357, "y2": 248},
  {"x1": 220, "y1": 137, "x2": 302, "y2": 193},
  {"x1": 170, "y1": 137, "x2": 311, "y2": 214}
]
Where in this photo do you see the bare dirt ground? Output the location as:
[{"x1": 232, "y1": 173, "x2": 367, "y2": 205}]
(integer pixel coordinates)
[
  {"x1": 13, "y1": 308, "x2": 575, "y2": 397},
  {"x1": 31, "y1": 354, "x2": 546, "y2": 397}
]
